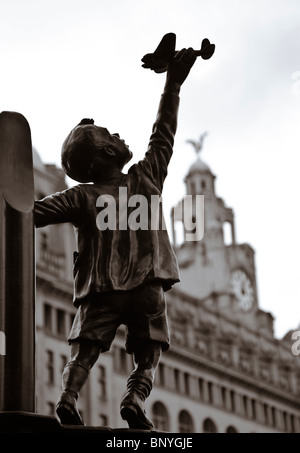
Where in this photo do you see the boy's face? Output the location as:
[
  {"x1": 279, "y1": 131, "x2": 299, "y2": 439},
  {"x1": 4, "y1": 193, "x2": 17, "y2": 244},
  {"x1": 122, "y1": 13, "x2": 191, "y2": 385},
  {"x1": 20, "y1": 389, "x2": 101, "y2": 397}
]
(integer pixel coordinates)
[
  {"x1": 61, "y1": 121, "x2": 134, "y2": 182},
  {"x1": 72, "y1": 124, "x2": 133, "y2": 164}
]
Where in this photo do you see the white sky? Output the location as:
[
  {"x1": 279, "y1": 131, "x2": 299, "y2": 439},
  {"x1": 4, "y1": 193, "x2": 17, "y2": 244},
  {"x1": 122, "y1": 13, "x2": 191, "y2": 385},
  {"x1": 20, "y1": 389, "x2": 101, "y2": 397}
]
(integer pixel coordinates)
[{"x1": 1, "y1": 0, "x2": 300, "y2": 338}]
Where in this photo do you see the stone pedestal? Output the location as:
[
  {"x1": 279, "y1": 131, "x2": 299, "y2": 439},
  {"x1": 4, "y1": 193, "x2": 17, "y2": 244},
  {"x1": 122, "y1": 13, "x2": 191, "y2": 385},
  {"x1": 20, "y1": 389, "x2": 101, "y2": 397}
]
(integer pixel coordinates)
[{"x1": 0, "y1": 411, "x2": 155, "y2": 434}]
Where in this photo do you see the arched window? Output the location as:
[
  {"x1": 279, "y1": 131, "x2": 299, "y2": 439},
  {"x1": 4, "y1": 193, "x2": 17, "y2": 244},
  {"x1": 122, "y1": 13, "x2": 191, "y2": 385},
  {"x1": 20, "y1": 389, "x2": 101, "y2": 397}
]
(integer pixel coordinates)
[
  {"x1": 203, "y1": 418, "x2": 217, "y2": 433},
  {"x1": 226, "y1": 425, "x2": 238, "y2": 433},
  {"x1": 152, "y1": 401, "x2": 170, "y2": 432},
  {"x1": 178, "y1": 410, "x2": 194, "y2": 433}
]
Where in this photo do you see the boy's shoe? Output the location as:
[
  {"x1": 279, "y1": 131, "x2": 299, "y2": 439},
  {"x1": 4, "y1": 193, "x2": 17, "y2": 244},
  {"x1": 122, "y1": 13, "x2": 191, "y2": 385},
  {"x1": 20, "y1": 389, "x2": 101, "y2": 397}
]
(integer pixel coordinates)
[
  {"x1": 56, "y1": 391, "x2": 84, "y2": 425},
  {"x1": 120, "y1": 392, "x2": 154, "y2": 430}
]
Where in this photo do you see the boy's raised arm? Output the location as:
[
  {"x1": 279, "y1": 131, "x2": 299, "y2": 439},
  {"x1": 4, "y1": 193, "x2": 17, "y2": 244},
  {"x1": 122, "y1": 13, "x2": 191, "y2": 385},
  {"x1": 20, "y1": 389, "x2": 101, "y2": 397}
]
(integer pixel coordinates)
[{"x1": 136, "y1": 48, "x2": 197, "y2": 192}]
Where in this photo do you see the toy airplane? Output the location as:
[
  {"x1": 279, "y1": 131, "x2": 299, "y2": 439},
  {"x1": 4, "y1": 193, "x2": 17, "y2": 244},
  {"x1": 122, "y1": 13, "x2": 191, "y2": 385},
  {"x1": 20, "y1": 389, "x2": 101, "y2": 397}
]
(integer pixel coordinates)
[{"x1": 141, "y1": 33, "x2": 215, "y2": 73}]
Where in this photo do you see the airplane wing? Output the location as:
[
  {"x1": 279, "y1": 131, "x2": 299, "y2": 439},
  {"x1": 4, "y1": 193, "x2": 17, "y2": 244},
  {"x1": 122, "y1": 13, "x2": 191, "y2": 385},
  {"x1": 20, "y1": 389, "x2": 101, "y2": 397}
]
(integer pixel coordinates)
[
  {"x1": 153, "y1": 32, "x2": 176, "y2": 58},
  {"x1": 141, "y1": 33, "x2": 176, "y2": 72}
]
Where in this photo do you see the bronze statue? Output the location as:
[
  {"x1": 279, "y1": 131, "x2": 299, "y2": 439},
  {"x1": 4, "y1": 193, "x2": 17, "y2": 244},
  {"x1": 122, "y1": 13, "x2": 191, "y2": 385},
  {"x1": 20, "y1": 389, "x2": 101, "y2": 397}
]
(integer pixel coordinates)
[{"x1": 34, "y1": 37, "x2": 214, "y2": 429}]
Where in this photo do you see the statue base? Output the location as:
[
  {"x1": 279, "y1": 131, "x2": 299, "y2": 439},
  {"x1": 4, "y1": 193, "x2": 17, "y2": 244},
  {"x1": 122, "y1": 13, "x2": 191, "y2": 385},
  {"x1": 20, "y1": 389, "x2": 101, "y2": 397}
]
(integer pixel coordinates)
[{"x1": 0, "y1": 411, "x2": 153, "y2": 433}]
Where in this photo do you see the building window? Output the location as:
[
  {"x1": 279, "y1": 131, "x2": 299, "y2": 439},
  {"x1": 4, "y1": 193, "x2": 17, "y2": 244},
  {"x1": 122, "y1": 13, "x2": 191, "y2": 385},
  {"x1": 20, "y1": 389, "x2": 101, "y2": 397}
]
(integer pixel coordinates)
[
  {"x1": 46, "y1": 350, "x2": 54, "y2": 385},
  {"x1": 279, "y1": 366, "x2": 290, "y2": 391},
  {"x1": 203, "y1": 418, "x2": 217, "y2": 433},
  {"x1": 282, "y1": 411, "x2": 288, "y2": 431},
  {"x1": 114, "y1": 347, "x2": 125, "y2": 373},
  {"x1": 239, "y1": 349, "x2": 252, "y2": 373},
  {"x1": 174, "y1": 369, "x2": 181, "y2": 392},
  {"x1": 198, "y1": 378, "x2": 203, "y2": 400},
  {"x1": 158, "y1": 363, "x2": 165, "y2": 387},
  {"x1": 41, "y1": 232, "x2": 48, "y2": 252},
  {"x1": 290, "y1": 414, "x2": 296, "y2": 433},
  {"x1": 152, "y1": 402, "x2": 169, "y2": 432},
  {"x1": 113, "y1": 347, "x2": 133, "y2": 375},
  {"x1": 230, "y1": 390, "x2": 236, "y2": 412},
  {"x1": 207, "y1": 381, "x2": 214, "y2": 404},
  {"x1": 243, "y1": 396, "x2": 248, "y2": 417},
  {"x1": 263, "y1": 403, "x2": 269, "y2": 425},
  {"x1": 226, "y1": 425, "x2": 238, "y2": 433},
  {"x1": 183, "y1": 372, "x2": 190, "y2": 395},
  {"x1": 251, "y1": 399, "x2": 257, "y2": 420},
  {"x1": 259, "y1": 357, "x2": 271, "y2": 382},
  {"x1": 99, "y1": 414, "x2": 108, "y2": 426},
  {"x1": 44, "y1": 303, "x2": 52, "y2": 331},
  {"x1": 271, "y1": 407, "x2": 276, "y2": 427},
  {"x1": 56, "y1": 309, "x2": 66, "y2": 335},
  {"x1": 98, "y1": 365, "x2": 107, "y2": 400},
  {"x1": 178, "y1": 410, "x2": 194, "y2": 433},
  {"x1": 60, "y1": 354, "x2": 67, "y2": 374},
  {"x1": 221, "y1": 386, "x2": 227, "y2": 408}
]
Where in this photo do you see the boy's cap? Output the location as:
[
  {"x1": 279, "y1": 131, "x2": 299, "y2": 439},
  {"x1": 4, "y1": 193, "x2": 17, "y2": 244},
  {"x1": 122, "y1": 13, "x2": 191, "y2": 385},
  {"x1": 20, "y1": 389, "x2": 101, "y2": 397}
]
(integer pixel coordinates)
[{"x1": 78, "y1": 118, "x2": 95, "y2": 126}]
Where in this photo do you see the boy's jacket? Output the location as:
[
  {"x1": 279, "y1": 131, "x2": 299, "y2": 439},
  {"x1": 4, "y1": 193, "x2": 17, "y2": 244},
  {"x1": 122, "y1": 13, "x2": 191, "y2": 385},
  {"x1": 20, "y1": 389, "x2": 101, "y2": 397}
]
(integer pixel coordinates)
[{"x1": 35, "y1": 90, "x2": 180, "y2": 306}]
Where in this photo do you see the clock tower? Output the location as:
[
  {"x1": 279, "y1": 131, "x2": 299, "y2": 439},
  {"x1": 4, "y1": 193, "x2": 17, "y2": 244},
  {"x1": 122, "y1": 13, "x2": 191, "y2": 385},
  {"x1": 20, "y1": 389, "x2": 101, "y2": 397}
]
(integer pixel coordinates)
[{"x1": 171, "y1": 136, "x2": 259, "y2": 326}]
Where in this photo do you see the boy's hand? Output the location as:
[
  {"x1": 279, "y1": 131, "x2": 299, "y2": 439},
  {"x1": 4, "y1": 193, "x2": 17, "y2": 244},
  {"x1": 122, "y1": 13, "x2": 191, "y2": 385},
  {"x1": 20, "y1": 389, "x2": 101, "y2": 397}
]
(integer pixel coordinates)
[{"x1": 165, "y1": 48, "x2": 197, "y2": 89}]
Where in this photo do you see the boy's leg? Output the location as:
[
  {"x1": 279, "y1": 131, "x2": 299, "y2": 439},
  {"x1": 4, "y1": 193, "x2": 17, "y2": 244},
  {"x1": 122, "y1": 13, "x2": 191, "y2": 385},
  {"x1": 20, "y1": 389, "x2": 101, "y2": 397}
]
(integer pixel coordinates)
[
  {"x1": 58, "y1": 292, "x2": 124, "y2": 425},
  {"x1": 56, "y1": 339, "x2": 101, "y2": 425},
  {"x1": 120, "y1": 340, "x2": 162, "y2": 430},
  {"x1": 120, "y1": 282, "x2": 169, "y2": 430}
]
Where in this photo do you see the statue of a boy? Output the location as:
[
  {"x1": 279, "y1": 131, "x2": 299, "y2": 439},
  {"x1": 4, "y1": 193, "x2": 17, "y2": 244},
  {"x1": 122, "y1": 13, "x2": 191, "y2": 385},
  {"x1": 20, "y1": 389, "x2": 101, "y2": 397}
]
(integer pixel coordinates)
[{"x1": 34, "y1": 48, "x2": 197, "y2": 429}]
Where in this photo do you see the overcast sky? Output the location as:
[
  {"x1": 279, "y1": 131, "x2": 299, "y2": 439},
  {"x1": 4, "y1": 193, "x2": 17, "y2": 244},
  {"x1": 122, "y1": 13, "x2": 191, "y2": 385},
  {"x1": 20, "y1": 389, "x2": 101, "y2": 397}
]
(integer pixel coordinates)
[{"x1": 1, "y1": 0, "x2": 300, "y2": 339}]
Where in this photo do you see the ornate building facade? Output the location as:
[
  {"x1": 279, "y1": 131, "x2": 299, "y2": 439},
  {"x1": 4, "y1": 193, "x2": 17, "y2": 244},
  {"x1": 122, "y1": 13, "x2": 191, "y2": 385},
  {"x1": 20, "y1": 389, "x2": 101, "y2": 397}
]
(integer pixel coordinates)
[{"x1": 33, "y1": 147, "x2": 300, "y2": 433}]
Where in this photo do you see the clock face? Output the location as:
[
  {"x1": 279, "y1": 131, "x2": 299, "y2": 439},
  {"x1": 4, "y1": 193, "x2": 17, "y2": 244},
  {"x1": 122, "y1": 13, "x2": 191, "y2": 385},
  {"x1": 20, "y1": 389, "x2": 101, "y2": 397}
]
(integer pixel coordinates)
[{"x1": 230, "y1": 270, "x2": 254, "y2": 311}]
